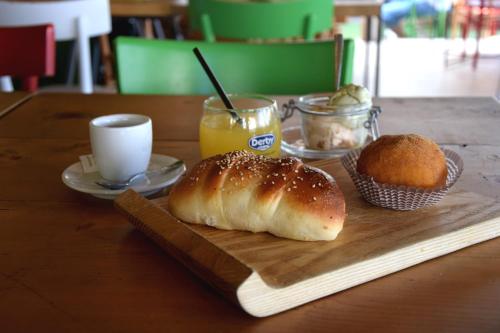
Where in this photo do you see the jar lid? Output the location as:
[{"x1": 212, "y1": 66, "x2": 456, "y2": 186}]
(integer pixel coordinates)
[{"x1": 296, "y1": 93, "x2": 372, "y2": 116}]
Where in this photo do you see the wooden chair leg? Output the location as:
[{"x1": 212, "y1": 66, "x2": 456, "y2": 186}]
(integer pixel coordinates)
[{"x1": 99, "y1": 35, "x2": 115, "y2": 87}]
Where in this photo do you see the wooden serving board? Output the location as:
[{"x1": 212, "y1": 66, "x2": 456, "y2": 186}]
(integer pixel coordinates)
[{"x1": 115, "y1": 158, "x2": 500, "y2": 317}]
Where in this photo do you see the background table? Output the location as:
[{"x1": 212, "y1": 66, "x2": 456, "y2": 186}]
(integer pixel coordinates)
[{"x1": 1, "y1": 93, "x2": 499, "y2": 332}]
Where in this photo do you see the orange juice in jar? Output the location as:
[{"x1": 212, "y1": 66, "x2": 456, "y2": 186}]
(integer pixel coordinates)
[{"x1": 199, "y1": 94, "x2": 282, "y2": 159}]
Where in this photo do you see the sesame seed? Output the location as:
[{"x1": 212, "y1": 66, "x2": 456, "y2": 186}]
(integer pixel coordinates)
[
  {"x1": 312, "y1": 184, "x2": 316, "y2": 188},
  {"x1": 313, "y1": 196, "x2": 317, "y2": 201}
]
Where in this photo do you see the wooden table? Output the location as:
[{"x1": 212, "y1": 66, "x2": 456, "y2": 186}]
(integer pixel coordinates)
[
  {"x1": 1, "y1": 93, "x2": 500, "y2": 332},
  {"x1": 0, "y1": 91, "x2": 32, "y2": 118}
]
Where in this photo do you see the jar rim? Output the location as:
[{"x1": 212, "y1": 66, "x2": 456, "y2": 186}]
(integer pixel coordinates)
[
  {"x1": 296, "y1": 93, "x2": 372, "y2": 116},
  {"x1": 204, "y1": 94, "x2": 277, "y2": 113}
]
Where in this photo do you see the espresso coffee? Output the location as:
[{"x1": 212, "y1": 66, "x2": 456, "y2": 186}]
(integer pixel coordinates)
[
  {"x1": 97, "y1": 119, "x2": 146, "y2": 128},
  {"x1": 105, "y1": 121, "x2": 142, "y2": 128}
]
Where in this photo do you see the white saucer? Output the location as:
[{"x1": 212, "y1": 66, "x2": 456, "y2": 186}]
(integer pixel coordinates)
[{"x1": 61, "y1": 154, "x2": 186, "y2": 200}]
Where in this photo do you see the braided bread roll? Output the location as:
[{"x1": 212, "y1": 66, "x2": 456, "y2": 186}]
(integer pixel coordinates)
[{"x1": 168, "y1": 151, "x2": 345, "y2": 241}]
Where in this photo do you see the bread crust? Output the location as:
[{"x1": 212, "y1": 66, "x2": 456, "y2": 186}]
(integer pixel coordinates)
[
  {"x1": 356, "y1": 134, "x2": 448, "y2": 188},
  {"x1": 168, "y1": 151, "x2": 345, "y2": 241}
]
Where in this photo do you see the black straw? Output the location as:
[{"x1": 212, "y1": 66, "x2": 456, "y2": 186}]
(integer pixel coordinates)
[{"x1": 193, "y1": 47, "x2": 235, "y2": 110}]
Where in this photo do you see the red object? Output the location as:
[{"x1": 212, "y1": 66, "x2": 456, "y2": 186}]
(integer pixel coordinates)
[
  {"x1": 459, "y1": 0, "x2": 500, "y2": 69},
  {"x1": 0, "y1": 24, "x2": 56, "y2": 91}
]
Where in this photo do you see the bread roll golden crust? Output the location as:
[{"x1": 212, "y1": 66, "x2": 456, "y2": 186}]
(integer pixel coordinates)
[
  {"x1": 168, "y1": 151, "x2": 345, "y2": 241},
  {"x1": 356, "y1": 134, "x2": 447, "y2": 188}
]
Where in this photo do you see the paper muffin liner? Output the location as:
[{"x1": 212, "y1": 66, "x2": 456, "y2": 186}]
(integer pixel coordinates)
[{"x1": 341, "y1": 148, "x2": 464, "y2": 211}]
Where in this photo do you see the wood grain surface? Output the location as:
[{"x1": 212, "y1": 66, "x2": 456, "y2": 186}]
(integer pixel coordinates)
[
  {"x1": 1, "y1": 93, "x2": 498, "y2": 145},
  {"x1": 0, "y1": 91, "x2": 32, "y2": 118},
  {"x1": 115, "y1": 156, "x2": 500, "y2": 316},
  {"x1": 153, "y1": 158, "x2": 500, "y2": 288},
  {"x1": 1, "y1": 93, "x2": 500, "y2": 331}
]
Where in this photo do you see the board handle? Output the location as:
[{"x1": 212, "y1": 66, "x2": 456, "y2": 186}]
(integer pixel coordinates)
[{"x1": 114, "y1": 190, "x2": 253, "y2": 303}]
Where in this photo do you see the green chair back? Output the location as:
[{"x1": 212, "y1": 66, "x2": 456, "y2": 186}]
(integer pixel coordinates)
[
  {"x1": 115, "y1": 37, "x2": 354, "y2": 95},
  {"x1": 189, "y1": 0, "x2": 334, "y2": 41}
]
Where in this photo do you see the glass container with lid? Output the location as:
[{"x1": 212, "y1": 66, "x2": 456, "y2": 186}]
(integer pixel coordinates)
[{"x1": 281, "y1": 92, "x2": 382, "y2": 159}]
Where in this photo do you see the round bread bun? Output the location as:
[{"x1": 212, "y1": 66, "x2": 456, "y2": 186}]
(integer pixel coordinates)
[{"x1": 356, "y1": 134, "x2": 448, "y2": 188}]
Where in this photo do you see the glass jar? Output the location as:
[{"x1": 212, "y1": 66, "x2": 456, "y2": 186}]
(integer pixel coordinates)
[
  {"x1": 199, "y1": 94, "x2": 282, "y2": 159},
  {"x1": 281, "y1": 93, "x2": 381, "y2": 159}
]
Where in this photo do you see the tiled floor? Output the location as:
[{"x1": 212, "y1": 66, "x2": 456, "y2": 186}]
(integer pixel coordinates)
[{"x1": 354, "y1": 36, "x2": 500, "y2": 98}]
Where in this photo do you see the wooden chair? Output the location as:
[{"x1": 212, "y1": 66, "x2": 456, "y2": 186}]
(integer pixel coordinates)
[
  {"x1": 0, "y1": 25, "x2": 56, "y2": 92},
  {"x1": 0, "y1": 0, "x2": 112, "y2": 93}
]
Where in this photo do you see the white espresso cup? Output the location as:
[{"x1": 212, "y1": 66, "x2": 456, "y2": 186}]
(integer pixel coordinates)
[{"x1": 89, "y1": 114, "x2": 152, "y2": 182}]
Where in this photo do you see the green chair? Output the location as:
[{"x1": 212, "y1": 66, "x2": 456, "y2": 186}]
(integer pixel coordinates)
[
  {"x1": 115, "y1": 36, "x2": 354, "y2": 95},
  {"x1": 189, "y1": 0, "x2": 334, "y2": 42}
]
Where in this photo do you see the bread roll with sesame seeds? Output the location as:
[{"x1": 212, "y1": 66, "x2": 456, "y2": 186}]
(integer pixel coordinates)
[{"x1": 167, "y1": 151, "x2": 345, "y2": 241}]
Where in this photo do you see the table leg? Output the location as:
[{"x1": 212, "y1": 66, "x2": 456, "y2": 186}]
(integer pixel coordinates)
[
  {"x1": 375, "y1": 15, "x2": 382, "y2": 97},
  {"x1": 169, "y1": 14, "x2": 185, "y2": 40},
  {"x1": 364, "y1": 16, "x2": 372, "y2": 88},
  {"x1": 144, "y1": 18, "x2": 154, "y2": 39},
  {"x1": 153, "y1": 18, "x2": 166, "y2": 39},
  {"x1": 66, "y1": 41, "x2": 77, "y2": 86},
  {"x1": 129, "y1": 18, "x2": 144, "y2": 36}
]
